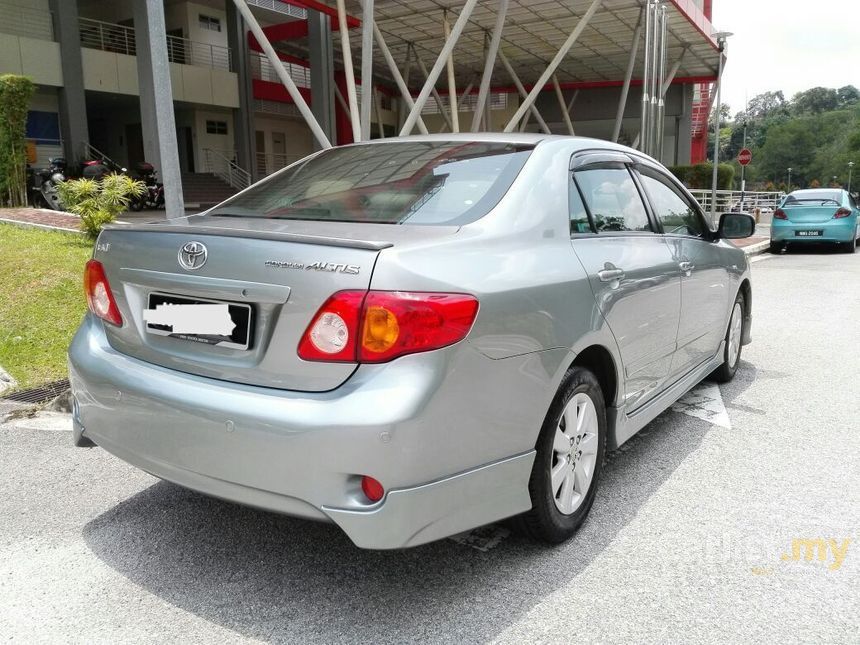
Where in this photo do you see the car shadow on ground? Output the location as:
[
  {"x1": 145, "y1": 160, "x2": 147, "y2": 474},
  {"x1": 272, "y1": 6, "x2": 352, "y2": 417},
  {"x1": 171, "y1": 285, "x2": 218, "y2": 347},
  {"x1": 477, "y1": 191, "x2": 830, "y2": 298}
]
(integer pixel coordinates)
[{"x1": 82, "y1": 364, "x2": 758, "y2": 644}]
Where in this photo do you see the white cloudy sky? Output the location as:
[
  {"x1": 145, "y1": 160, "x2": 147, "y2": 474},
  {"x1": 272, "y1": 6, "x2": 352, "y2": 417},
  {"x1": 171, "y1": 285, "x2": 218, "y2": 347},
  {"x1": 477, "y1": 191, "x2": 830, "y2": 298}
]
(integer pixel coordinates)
[{"x1": 710, "y1": 0, "x2": 860, "y2": 116}]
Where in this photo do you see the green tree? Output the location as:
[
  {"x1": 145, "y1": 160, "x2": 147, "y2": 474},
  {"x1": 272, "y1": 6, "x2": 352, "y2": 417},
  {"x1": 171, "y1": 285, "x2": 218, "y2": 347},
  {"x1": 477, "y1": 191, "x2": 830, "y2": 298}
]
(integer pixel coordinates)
[
  {"x1": 0, "y1": 74, "x2": 36, "y2": 207},
  {"x1": 56, "y1": 174, "x2": 145, "y2": 239},
  {"x1": 792, "y1": 87, "x2": 839, "y2": 114}
]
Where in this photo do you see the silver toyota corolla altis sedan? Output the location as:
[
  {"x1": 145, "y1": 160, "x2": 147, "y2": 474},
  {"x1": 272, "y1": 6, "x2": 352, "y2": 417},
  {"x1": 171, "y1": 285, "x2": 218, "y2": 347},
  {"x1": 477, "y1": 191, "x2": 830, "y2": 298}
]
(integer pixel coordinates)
[{"x1": 69, "y1": 134, "x2": 755, "y2": 549}]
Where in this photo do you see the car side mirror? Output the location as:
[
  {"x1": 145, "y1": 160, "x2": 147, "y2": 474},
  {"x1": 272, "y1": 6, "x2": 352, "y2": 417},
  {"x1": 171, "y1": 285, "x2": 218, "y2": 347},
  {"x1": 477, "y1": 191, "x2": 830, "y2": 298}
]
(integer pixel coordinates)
[{"x1": 718, "y1": 213, "x2": 756, "y2": 239}]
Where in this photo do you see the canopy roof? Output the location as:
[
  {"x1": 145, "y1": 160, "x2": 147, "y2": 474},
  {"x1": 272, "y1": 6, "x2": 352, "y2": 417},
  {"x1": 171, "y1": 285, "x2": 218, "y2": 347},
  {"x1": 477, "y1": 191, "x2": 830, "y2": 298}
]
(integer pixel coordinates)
[{"x1": 320, "y1": 0, "x2": 721, "y2": 89}]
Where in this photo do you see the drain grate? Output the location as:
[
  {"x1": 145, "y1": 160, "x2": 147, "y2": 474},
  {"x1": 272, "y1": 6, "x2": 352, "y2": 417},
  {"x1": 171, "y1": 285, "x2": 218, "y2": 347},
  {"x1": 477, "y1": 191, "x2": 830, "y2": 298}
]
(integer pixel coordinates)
[{"x1": 2, "y1": 378, "x2": 70, "y2": 404}]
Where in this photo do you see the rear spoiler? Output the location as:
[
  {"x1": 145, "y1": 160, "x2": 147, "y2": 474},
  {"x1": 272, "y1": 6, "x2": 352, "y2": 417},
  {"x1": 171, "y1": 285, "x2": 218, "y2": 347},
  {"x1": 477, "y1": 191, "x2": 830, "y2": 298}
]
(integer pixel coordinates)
[{"x1": 102, "y1": 223, "x2": 394, "y2": 251}]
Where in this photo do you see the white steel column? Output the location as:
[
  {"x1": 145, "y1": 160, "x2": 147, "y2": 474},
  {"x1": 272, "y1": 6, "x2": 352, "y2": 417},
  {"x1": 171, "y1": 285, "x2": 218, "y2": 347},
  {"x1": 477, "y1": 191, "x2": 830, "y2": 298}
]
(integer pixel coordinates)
[
  {"x1": 612, "y1": 5, "x2": 644, "y2": 142},
  {"x1": 553, "y1": 75, "x2": 575, "y2": 135},
  {"x1": 373, "y1": 87, "x2": 385, "y2": 138},
  {"x1": 639, "y1": 0, "x2": 653, "y2": 151},
  {"x1": 655, "y1": 4, "x2": 668, "y2": 158},
  {"x1": 231, "y1": 0, "x2": 331, "y2": 148},
  {"x1": 443, "y1": 10, "x2": 460, "y2": 132},
  {"x1": 336, "y1": 0, "x2": 361, "y2": 141},
  {"x1": 471, "y1": 0, "x2": 509, "y2": 132},
  {"x1": 661, "y1": 46, "x2": 687, "y2": 95},
  {"x1": 360, "y1": 0, "x2": 374, "y2": 141},
  {"x1": 498, "y1": 50, "x2": 551, "y2": 134},
  {"x1": 504, "y1": 0, "x2": 603, "y2": 132},
  {"x1": 439, "y1": 77, "x2": 477, "y2": 132},
  {"x1": 373, "y1": 24, "x2": 429, "y2": 134},
  {"x1": 414, "y1": 51, "x2": 454, "y2": 131},
  {"x1": 400, "y1": 0, "x2": 479, "y2": 136}
]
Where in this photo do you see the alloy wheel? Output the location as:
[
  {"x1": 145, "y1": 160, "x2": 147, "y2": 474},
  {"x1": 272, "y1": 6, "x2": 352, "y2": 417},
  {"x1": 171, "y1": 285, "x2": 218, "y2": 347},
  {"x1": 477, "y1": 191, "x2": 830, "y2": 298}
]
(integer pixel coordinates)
[
  {"x1": 551, "y1": 392, "x2": 599, "y2": 515},
  {"x1": 727, "y1": 302, "x2": 743, "y2": 369}
]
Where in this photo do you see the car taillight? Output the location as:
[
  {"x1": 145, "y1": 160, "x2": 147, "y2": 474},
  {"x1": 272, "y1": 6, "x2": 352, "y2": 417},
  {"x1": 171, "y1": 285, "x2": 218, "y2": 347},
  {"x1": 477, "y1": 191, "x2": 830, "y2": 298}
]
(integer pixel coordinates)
[
  {"x1": 773, "y1": 208, "x2": 788, "y2": 220},
  {"x1": 84, "y1": 259, "x2": 122, "y2": 326},
  {"x1": 298, "y1": 290, "x2": 479, "y2": 363},
  {"x1": 834, "y1": 207, "x2": 852, "y2": 219}
]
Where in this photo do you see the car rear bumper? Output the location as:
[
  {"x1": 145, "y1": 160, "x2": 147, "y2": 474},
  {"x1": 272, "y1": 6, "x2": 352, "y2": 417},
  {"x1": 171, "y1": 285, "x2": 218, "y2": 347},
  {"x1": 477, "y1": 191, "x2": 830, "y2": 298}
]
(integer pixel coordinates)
[
  {"x1": 68, "y1": 315, "x2": 536, "y2": 549},
  {"x1": 771, "y1": 220, "x2": 857, "y2": 243}
]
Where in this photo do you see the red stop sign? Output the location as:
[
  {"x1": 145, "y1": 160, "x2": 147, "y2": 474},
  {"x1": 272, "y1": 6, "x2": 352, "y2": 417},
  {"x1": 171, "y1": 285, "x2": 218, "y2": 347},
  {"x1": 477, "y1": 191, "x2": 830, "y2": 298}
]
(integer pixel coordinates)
[{"x1": 738, "y1": 148, "x2": 752, "y2": 166}]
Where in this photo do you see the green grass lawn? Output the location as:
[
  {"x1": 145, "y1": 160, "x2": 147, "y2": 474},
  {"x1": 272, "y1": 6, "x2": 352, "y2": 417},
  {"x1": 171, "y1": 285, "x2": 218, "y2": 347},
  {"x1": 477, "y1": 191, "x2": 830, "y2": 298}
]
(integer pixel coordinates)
[{"x1": 0, "y1": 224, "x2": 93, "y2": 390}]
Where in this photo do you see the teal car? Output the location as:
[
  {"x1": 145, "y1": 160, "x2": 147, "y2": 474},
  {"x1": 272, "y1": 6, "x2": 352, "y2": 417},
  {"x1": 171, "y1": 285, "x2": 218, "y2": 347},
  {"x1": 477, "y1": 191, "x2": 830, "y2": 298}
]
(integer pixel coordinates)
[{"x1": 771, "y1": 188, "x2": 860, "y2": 253}]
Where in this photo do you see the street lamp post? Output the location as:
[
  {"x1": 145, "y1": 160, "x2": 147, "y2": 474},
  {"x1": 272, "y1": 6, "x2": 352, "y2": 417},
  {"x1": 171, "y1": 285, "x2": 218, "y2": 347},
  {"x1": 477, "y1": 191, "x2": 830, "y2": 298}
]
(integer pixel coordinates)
[
  {"x1": 709, "y1": 32, "x2": 732, "y2": 223},
  {"x1": 848, "y1": 161, "x2": 854, "y2": 193},
  {"x1": 787, "y1": 167, "x2": 792, "y2": 192}
]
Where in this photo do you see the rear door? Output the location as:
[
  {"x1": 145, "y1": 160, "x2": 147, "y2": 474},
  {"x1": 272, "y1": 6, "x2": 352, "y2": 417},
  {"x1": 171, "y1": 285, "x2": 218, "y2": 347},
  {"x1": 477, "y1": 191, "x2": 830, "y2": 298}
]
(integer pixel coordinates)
[
  {"x1": 635, "y1": 167, "x2": 730, "y2": 378},
  {"x1": 570, "y1": 158, "x2": 681, "y2": 411}
]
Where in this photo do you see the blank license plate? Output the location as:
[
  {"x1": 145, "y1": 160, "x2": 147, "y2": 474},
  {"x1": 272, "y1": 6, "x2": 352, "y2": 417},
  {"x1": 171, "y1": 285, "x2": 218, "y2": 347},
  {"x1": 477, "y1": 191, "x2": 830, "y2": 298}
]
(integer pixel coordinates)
[
  {"x1": 145, "y1": 292, "x2": 252, "y2": 350},
  {"x1": 795, "y1": 230, "x2": 822, "y2": 237}
]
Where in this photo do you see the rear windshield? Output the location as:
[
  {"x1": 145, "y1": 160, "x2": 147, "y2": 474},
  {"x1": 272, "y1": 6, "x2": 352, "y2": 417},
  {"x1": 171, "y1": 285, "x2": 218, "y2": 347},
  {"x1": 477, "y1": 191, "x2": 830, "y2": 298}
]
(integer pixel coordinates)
[
  {"x1": 784, "y1": 190, "x2": 841, "y2": 205},
  {"x1": 208, "y1": 141, "x2": 534, "y2": 226}
]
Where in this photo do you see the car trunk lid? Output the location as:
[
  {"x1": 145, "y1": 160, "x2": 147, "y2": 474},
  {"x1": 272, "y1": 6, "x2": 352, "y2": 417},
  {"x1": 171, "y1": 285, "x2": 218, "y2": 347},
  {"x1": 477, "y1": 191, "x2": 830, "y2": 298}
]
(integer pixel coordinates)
[
  {"x1": 780, "y1": 205, "x2": 841, "y2": 224},
  {"x1": 93, "y1": 218, "x2": 456, "y2": 392}
]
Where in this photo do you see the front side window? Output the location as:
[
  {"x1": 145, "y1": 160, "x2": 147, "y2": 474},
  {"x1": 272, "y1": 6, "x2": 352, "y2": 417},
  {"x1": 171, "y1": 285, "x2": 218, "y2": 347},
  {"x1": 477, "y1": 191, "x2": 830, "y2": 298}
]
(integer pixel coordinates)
[
  {"x1": 574, "y1": 167, "x2": 651, "y2": 233},
  {"x1": 638, "y1": 173, "x2": 704, "y2": 237},
  {"x1": 208, "y1": 141, "x2": 533, "y2": 226}
]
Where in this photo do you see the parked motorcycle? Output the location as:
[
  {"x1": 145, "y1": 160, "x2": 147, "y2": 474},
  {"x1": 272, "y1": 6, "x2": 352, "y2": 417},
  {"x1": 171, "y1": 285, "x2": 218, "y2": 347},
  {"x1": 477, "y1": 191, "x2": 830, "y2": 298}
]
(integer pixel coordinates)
[
  {"x1": 129, "y1": 162, "x2": 165, "y2": 211},
  {"x1": 28, "y1": 157, "x2": 67, "y2": 210}
]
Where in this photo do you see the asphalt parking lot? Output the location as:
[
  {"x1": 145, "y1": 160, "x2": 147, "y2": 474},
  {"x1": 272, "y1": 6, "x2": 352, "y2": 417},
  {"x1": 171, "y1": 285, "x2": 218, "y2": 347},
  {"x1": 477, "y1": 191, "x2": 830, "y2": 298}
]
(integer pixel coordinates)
[{"x1": 2, "y1": 246, "x2": 858, "y2": 644}]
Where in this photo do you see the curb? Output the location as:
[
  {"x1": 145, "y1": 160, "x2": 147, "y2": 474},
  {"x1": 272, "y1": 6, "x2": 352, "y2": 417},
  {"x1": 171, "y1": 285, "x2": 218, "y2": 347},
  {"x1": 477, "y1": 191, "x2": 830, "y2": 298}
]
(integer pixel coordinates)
[
  {"x1": 0, "y1": 217, "x2": 81, "y2": 234},
  {"x1": 741, "y1": 240, "x2": 770, "y2": 257}
]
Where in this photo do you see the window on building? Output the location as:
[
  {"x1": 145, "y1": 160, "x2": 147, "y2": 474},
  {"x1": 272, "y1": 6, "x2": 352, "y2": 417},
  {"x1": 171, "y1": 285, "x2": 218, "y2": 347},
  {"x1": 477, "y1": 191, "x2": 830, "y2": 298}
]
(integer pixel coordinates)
[
  {"x1": 206, "y1": 120, "x2": 228, "y2": 135},
  {"x1": 199, "y1": 14, "x2": 221, "y2": 32}
]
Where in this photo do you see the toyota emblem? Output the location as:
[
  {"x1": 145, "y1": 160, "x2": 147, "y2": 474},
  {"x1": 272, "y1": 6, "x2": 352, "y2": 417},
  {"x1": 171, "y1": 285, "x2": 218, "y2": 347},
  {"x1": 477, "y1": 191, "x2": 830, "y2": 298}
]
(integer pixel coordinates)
[{"x1": 178, "y1": 241, "x2": 208, "y2": 270}]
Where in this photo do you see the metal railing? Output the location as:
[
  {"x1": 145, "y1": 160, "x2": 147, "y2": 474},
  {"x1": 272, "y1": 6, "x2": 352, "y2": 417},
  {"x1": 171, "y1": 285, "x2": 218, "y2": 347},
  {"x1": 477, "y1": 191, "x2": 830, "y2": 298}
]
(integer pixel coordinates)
[
  {"x1": 203, "y1": 148, "x2": 251, "y2": 191},
  {"x1": 249, "y1": 51, "x2": 310, "y2": 87},
  {"x1": 246, "y1": 0, "x2": 306, "y2": 19},
  {"x1": 255, "y1": 152, "x2": 303, "y2": 178},
  {"x1": 78, "y1": 17, "x2": 231, "y2": 71},
  {"x1": 689, "y1": 189, "x2": 783, "y2": 214},
  {"x1": 0, "y1": 5, "x2": 53, "y2": 40},
  {"x1": 80, "y1": 142, "x2": 125, "y2": 172}
]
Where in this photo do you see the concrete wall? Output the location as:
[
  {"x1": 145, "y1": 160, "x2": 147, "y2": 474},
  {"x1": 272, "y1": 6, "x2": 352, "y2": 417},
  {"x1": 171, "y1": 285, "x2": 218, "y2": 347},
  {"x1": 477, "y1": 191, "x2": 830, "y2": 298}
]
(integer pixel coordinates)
[
  {"x1": 79, "y1": 48, "x2": 238, "y2": 107},
  {"x1": 0, "y1": 33, "x2": 61, "y2": 85}
]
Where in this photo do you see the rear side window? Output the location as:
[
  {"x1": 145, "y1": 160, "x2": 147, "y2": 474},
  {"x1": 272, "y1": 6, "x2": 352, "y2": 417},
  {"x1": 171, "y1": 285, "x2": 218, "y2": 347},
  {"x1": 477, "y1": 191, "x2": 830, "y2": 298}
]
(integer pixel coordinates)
[
  {"x1": 569, "y1": 181, "x2": 592, "y2": 234},
  {"x1": 574, "y1": 168, "x2": 651, "y2": 233},
  {"x1": 638, "y1": 173, "x2": 704, "y2": 237}
]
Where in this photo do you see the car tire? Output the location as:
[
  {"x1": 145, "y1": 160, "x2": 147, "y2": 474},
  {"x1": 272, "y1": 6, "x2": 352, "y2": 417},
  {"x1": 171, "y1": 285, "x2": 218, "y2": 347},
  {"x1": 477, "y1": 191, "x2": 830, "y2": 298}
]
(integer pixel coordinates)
[
  {"x1": 515, "y1": 366, "x2": 607, "y2": 544},
  {"x1": 711, "y1": 291, "x2": 745, "y2": 383},
  {"x1": 842, "y1": 240, "x2": 856, "y2": 254},
  {"x1": 769, "y1": 241, "x2": 784, "y2": 254}
]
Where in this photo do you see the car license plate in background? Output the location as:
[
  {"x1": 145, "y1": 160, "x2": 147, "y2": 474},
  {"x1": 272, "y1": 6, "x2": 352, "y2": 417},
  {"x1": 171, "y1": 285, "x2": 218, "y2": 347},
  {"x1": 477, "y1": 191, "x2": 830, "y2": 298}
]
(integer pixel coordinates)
[
  {"x1": 795, "y1": 230, "x2": 822, "y2": 237},
  {"x1": 145, "y1": 293, "x2": 252, "y2": 350}
]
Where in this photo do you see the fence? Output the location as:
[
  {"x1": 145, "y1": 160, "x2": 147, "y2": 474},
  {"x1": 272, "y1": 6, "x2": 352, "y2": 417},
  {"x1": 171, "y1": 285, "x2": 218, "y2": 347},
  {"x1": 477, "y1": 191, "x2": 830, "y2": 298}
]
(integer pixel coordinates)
[
  {"x1": 689, "y1": 189, "x2": 783, "y2": 215},
  {"x1": 78, "y1": 17, "x2": 231, "y2": 71}
]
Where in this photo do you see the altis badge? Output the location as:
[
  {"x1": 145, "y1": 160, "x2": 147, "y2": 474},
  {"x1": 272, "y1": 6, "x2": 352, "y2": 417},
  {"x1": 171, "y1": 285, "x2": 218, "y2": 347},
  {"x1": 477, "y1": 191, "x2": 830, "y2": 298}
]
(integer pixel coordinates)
[{"x1": 265, "y1": 260, "x2": 360, "y2": 275}]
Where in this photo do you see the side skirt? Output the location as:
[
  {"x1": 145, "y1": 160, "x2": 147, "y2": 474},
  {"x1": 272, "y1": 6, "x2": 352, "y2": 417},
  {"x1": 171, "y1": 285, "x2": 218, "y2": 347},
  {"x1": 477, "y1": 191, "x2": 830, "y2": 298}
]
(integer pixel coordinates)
[{"x1": 607, "y1": 342, "x2": 725, "y2": 450}]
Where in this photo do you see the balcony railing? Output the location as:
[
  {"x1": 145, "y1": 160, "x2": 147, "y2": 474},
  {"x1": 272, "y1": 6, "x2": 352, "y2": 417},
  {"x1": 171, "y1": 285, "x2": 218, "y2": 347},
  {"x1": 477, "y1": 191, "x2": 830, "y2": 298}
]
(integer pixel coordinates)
[
  {"x1": 250, "y1": 52, "x2": 310, "y2": 87},
  {"x1": 0, "y1": 4, "x2": 53, "y2": 40},
  {"x1": 78, "y1": 17, "x2": 231, "y2": 71}
]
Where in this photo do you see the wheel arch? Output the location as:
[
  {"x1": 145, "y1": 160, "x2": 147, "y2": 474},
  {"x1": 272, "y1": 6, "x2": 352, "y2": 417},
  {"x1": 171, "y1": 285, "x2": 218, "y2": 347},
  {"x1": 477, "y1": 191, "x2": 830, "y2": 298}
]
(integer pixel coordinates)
[
  {"x1": 738, "y1": 278, "x2": 752, "y2": 345},
  {"x1": 569, "y1": 344, "x2": 619, "y2": 410}
]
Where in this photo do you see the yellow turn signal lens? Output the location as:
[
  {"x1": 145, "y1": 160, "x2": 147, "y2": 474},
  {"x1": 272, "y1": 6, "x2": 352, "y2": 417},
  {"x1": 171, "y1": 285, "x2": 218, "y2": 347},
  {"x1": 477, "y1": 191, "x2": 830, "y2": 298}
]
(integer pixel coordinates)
[{"x1": 362, "y1": 305, "x2": 400, "y2": 353}]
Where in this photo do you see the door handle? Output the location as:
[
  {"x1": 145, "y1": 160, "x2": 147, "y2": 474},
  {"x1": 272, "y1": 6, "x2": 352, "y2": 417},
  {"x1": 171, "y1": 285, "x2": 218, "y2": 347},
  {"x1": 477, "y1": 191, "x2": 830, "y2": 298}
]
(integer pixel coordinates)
[
  {"x1": 679, "y1": 261, "x2": 694, "y2": 274},
  {"x1": 598, "y1": 268, "x2": 625, "y2": 282}
]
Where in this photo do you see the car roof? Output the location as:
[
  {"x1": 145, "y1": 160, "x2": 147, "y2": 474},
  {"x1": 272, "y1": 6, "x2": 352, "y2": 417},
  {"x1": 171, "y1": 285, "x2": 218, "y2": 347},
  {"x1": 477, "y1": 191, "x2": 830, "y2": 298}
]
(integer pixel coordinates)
[
  {"x1": 346, "y1": 132, "x2": 639, "y2": 155},
  {"x1": 790, "y1": 188, "x2": 842, "y2": 196}
]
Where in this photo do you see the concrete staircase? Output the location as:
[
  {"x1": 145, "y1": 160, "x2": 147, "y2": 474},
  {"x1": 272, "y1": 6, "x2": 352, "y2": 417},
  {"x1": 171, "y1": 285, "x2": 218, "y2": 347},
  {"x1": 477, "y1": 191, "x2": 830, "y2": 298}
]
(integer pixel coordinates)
[{"x1": 181, "y1": 172, "x2": 239, "y2": 210}]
